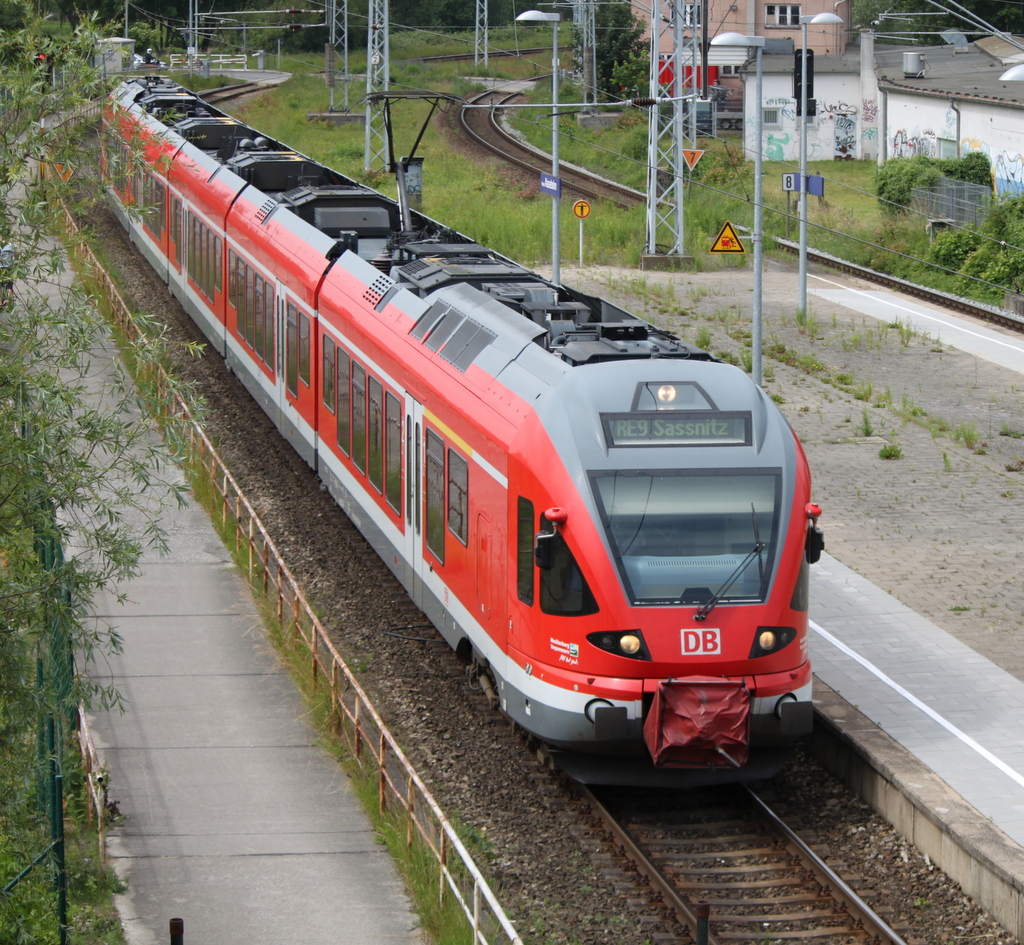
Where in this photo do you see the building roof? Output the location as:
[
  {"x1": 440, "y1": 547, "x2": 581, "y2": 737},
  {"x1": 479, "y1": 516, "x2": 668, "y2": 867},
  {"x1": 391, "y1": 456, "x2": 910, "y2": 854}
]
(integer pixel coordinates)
[{"x1": 875, "y1": 37, "x2": 1024, "y2": 107}]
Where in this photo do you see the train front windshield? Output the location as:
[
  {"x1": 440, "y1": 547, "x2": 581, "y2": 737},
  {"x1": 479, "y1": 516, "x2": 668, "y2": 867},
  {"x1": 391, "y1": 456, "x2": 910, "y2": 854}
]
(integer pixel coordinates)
[{"x1": 591, "y1": 471, "x2": 781, "y2": 605}]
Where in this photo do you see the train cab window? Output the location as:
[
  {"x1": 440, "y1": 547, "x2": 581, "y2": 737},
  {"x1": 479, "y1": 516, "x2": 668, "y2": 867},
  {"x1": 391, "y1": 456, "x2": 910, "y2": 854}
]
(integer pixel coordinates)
[
  {"x1": 299, "y1": 312, "x2": 310, "y2": 386},
  {"x1": 447, "y1": 450, "x2": 468, "y2": 545},
  {"x1": 539, "y1": 517, "x2": 599, "y2": 617},
  {"x1": 425, "y1": 430, "x2": 445, "y2": 563},
  {"x1": 590, "y1": 470, "x2": 780, "y2": 606},
  {"x1": 368, "y1": 377, "x2": 384, "y2": 492},
  {"x1": 352, "y1": 362, "x2": 367, "y2": 473},
  {"x1": 286, "y1": 302, "x2": 299, "y2": 396},
  {"x1": 517, "y1": 497, "x2": 534, "y2": 605},
  {"x1": 385, "y1": 392, "x2": 402, "y2": 514},
  {"x1": 337, "y1": 350, "x2": 350, "y2": 456},
  {"x1": 323, "y1": 336, "x2": 336, "y2": 412}
]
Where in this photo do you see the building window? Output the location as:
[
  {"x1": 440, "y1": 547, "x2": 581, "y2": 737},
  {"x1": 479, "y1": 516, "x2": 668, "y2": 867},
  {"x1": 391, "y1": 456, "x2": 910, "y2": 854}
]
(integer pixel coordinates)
[
  {"x1": 766, "y1": 3, "x2": 800, "y2": 25},
  {"x1": 763, "y1": 107, "x2": 781, "y2": 128}
]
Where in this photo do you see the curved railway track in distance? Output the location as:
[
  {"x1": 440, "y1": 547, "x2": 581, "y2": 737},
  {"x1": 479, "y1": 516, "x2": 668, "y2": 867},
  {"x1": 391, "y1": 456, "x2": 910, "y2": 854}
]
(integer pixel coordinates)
[
  {"x1": 458, "y1": 88, "x2": 644, "y2": 210},
  {"x1": 581, "y1": 781, "x2": 914, "y2": 945}
]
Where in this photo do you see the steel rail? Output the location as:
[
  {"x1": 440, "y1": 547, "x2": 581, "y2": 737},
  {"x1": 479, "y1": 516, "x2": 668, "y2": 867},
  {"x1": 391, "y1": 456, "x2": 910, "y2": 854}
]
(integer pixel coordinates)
[
  {"x1": 576, "y1": 782, "x2": 723, "y2": 945},
  {"x1": 579, "y1": 780, "x2": 912, "y2": 945},
  {"x1": 744, "y1": 785, "x2": 910, "y2": 945}
]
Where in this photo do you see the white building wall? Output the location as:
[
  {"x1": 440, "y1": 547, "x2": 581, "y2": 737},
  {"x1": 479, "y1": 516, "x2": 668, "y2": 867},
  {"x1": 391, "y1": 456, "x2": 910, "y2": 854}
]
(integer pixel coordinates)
[
  {"x1": 744, "y1": 72, "x2": 864, "y2": 163},
  {"x1": 883, "y1": 92, "x2": 1024, "y2": 195}
]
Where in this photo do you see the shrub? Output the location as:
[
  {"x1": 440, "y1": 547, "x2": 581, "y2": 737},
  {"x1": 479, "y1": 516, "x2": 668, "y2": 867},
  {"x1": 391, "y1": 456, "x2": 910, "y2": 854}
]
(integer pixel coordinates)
[{"x1": 875, "y1": 156, "x2": 941, "y2": 216}]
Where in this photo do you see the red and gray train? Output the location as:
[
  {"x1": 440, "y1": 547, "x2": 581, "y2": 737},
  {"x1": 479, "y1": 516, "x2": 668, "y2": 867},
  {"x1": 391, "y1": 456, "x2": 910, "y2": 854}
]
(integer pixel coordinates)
[{"x1": 105, "y1": 76, "x2": 822, "y2": 785}]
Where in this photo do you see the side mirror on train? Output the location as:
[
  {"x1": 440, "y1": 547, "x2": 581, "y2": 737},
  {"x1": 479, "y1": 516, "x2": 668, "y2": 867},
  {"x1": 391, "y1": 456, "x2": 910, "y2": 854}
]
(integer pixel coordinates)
[
  {"x1": 535, "y1": 531, "x2": 557, "y2": 570},
  {"x1": 805, "y1": 524, "x2": 824, "y2": 564}
]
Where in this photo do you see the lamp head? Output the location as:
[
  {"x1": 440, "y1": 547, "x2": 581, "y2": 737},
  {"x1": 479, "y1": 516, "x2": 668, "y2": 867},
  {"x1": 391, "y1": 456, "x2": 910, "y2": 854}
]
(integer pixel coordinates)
[
  {"x1": 800, "y1": 11, "x2": 843, "y2": 24},
  {"x1": 516, "y1": 9, "x2": 561, "y2": 22}
]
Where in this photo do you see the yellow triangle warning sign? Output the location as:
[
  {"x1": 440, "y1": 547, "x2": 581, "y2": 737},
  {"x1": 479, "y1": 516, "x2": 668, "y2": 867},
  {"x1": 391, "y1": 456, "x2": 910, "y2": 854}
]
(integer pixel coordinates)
[
  {"x1": 682, "y1": 148, "x2": 704, "y2": 170},
  {"x1": 710, "y1": 221, "x2": 745, "y2": 254}
]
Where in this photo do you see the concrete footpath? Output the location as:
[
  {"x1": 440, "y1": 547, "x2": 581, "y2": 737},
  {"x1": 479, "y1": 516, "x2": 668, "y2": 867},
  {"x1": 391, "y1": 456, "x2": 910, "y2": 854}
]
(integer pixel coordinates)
[{"x1": 87, "y1": 489, "x2": 422, "y2": 944}]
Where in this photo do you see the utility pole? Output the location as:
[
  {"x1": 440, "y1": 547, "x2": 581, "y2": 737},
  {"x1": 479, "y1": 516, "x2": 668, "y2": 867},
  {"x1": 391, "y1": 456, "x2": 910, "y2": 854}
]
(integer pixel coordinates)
[{"x1": 364, "y1": 0, "x2": 389, "y2": 171}]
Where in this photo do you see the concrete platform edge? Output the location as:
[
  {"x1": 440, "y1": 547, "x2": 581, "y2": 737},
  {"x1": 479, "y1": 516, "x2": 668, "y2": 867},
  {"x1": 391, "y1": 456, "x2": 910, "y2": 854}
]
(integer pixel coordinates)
[{"x1": 811, "y1": 680, "x2": 1024, "y2": 941}]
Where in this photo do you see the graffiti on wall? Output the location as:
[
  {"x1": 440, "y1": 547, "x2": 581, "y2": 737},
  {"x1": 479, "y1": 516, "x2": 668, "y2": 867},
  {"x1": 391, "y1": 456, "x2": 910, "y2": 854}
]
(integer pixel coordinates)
[
  {"x1": 834, "y1": 113, "x2": 857, "y2": 159},
  {"x1": 862, "y1": 99, "x2": 878, "y2": 124},
  {"x1": 765, "y1": 132, "x2": 792, "y2": 162},
  {"x1": 994, "y1": 151, "x2": 1024, "y2": 196},
  {"x1": 891, "y1": 129, "x2": 933, "y2": 158},
  {"x1": 819, "y1": 101, "x2": 858, "y2": 116}
]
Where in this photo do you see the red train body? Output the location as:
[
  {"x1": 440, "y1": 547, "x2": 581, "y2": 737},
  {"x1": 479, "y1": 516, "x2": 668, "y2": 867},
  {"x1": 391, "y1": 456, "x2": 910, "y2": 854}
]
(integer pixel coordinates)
[{"x1": 105, "y1": 77, "x2": 822, "y2": 785}]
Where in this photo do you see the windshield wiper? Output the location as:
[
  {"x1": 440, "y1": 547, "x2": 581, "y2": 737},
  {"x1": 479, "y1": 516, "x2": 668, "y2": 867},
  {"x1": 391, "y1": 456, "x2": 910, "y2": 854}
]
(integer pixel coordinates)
[{"x1": 692, "y1": 504, "x2": 765, "y2": 622}]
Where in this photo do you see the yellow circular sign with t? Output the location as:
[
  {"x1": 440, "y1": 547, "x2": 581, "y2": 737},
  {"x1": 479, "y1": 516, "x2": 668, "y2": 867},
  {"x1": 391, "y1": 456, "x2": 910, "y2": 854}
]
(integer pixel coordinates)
[{"x1": 572, "y1": 199, "x2": 592, "y2": 219}]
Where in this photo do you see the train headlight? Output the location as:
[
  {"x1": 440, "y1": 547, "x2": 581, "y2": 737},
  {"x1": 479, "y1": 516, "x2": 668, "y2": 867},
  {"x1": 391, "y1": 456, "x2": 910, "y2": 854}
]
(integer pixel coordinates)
[
  {"x1": 619, "y1": 634, "x2": 641, "y2": 655},
  {"x1": 749, "y1": 626, "x2": 797, "y2": 658},
  {"x1": 587, "y1": 630, "x2": 651, "y2": 660},
  {"x1": 657, "y1": 384, "x2": 677, "y2": 404}
]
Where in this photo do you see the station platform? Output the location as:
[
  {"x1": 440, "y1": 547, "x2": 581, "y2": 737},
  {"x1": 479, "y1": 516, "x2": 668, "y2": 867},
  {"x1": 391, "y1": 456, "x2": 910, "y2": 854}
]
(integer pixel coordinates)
[{"x1": 86, "y1": 492, "x2": 422, "y2": 945}]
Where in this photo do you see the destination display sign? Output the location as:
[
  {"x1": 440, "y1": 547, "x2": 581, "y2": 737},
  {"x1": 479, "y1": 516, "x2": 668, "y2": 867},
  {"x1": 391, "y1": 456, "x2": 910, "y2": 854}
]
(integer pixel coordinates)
[{"x1": 602, "y1": 411, "x2": 752, "y2": 448}]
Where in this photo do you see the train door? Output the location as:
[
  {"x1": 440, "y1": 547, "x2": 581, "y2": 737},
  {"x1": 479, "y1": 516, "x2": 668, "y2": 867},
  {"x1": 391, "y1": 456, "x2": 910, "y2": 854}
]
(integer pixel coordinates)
[
  {"x1": 404, "y1": 398, "x2": 425, "y2": 608},
  {"x1": 276, "y1": 288, "x2": 318, "y2": 467},
  {"x1": 476, "y1": 512, "x2": 504, "y2": 648}
]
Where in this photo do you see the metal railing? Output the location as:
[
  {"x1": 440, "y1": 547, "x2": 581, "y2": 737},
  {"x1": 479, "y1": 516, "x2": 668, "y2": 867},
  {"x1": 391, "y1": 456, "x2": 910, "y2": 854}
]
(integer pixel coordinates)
[
  {"x1": 168, "y1": 54, "x2": 248, "y2": 70},
  {"x1": 58, "y1": 201, "x2": 522, "y2": 945}
]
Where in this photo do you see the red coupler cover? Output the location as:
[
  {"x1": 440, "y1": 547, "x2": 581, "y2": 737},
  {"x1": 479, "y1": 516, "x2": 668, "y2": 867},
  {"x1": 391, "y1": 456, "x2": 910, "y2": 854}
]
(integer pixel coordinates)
[{"x1": 643, "y1": 677, "x2": 751, "y2": 768}]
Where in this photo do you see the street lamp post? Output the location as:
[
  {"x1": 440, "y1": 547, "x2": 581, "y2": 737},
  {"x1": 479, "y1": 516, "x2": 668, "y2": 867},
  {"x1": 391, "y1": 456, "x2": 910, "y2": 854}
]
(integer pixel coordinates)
[
  {"x1": 517, "y1": 10, "x2": 562, "y2": 285},
  {"x1": 711, "y1": 32, "x2": 766, "y2": 386},
  {"x1": 798, "y1": 12, "x2": 843, "y2": 316}
]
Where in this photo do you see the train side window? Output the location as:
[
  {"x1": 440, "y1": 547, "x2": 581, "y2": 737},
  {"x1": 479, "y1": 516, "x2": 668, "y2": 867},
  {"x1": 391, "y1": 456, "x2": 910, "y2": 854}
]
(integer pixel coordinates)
[
  {"x1": 228, "y1": 249, "x2": 237, "y2": 309},
  {"x1": 252, "y1": 275, "x2": 263, "y2": 350},
  {"x1": 517, "y1": 498, "x2": 535, "y2": 605},
  {"x1": 351, "y1": 362, "x2": 366, "y2": 472},
  {"x1": 539, "y1": 518, "x2": 599, "y2": 617},
  {"x1": 299, "y1": 312, "x2": 310, "y2": 386},
  {"x1": 323, "y1": 336, "x2": 336, "y2": 412},
  {"x1": 405, "y1": 416, "x2": 413, "y2": 525},
  {"x1": 385, "y1": 392, "x2": 402, "y2": 514},
  {"x1": 241, "y1": 264, "x2": 251, "y2": 342},
  {"x1": 368, "y1": 376, "x2": 384, "y2": 493},
  {"x1": 447, "y1": 450, "x2": 468, "y2": 546},
  {"x1": 214, "y1": 237, "x2": 222, "y2": 294},
  {"x1": 170, "y1": 196, "x2": 181, "y2": 267},
  {"x1": 337, "y1": 349, "x2": 350, "y2": 456},
  {"x1": 425, "y1": 430, "x2": 445, "y2": 564},
  {"x1": 286, "y1": 302, "x2": 299, "y2": 396},
  {"x1": 187, "y1": 214, "x2": 195, "y2": 281},
  {"x1": 262, "y1": 283, "x2": 275, "y2": 365}
]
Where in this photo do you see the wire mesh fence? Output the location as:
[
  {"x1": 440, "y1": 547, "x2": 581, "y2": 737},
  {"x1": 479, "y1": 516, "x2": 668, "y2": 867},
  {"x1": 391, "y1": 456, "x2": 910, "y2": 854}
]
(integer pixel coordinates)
[{"x1": 911, "y1": 177, "x2": 992, "y2": 228}]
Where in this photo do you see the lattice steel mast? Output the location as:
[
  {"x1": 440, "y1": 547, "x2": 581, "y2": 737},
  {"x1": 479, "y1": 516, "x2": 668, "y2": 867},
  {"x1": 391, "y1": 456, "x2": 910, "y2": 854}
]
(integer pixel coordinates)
[
  {"x1": 475, "y1": 0, "x2": 488, "y2": 66},
  {"x1": 327, "y1": 0, "x2": 349, "y2": 112},
  {"x1": 364, "y1": 0, "x2": 390, "y2": 171}
]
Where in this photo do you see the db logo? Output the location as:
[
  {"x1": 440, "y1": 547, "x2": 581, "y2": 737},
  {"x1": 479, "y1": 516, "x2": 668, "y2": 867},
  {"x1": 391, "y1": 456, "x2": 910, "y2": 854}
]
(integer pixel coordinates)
[{"x1": 681, "y1": 628, "x2": 721, "y2": 655}]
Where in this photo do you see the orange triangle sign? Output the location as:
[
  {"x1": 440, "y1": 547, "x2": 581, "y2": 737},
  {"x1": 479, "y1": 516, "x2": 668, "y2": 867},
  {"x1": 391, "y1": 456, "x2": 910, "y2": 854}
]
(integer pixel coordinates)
[
  {"x1": 710, "y1": 221, "x2": 745, "y2": 254},
  {"x1": 682, "y1": 148, "x2": 704, "y2": 170}
]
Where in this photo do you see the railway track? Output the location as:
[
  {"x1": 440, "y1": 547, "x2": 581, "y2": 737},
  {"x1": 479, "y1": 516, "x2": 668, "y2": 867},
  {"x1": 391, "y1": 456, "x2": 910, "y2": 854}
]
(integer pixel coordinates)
[
  {"x1": 581, "y1": 782, "x2": 914, "y2": 945},
  {"x1": 457, "y1": 88, "x2": 644, "y2": 209}
]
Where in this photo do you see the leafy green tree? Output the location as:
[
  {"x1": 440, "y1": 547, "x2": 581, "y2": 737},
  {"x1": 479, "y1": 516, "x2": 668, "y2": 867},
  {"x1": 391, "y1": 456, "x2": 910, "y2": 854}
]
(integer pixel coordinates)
[
  {"x1": 0, "y1": 19, "x2": 189, "y2": 939},
  {"x1": 594, "y1": 1, "x2": 646, "y2": 99},
  {"x1": 875, "y1": 152, "x2": 991, "y2": 216}
]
